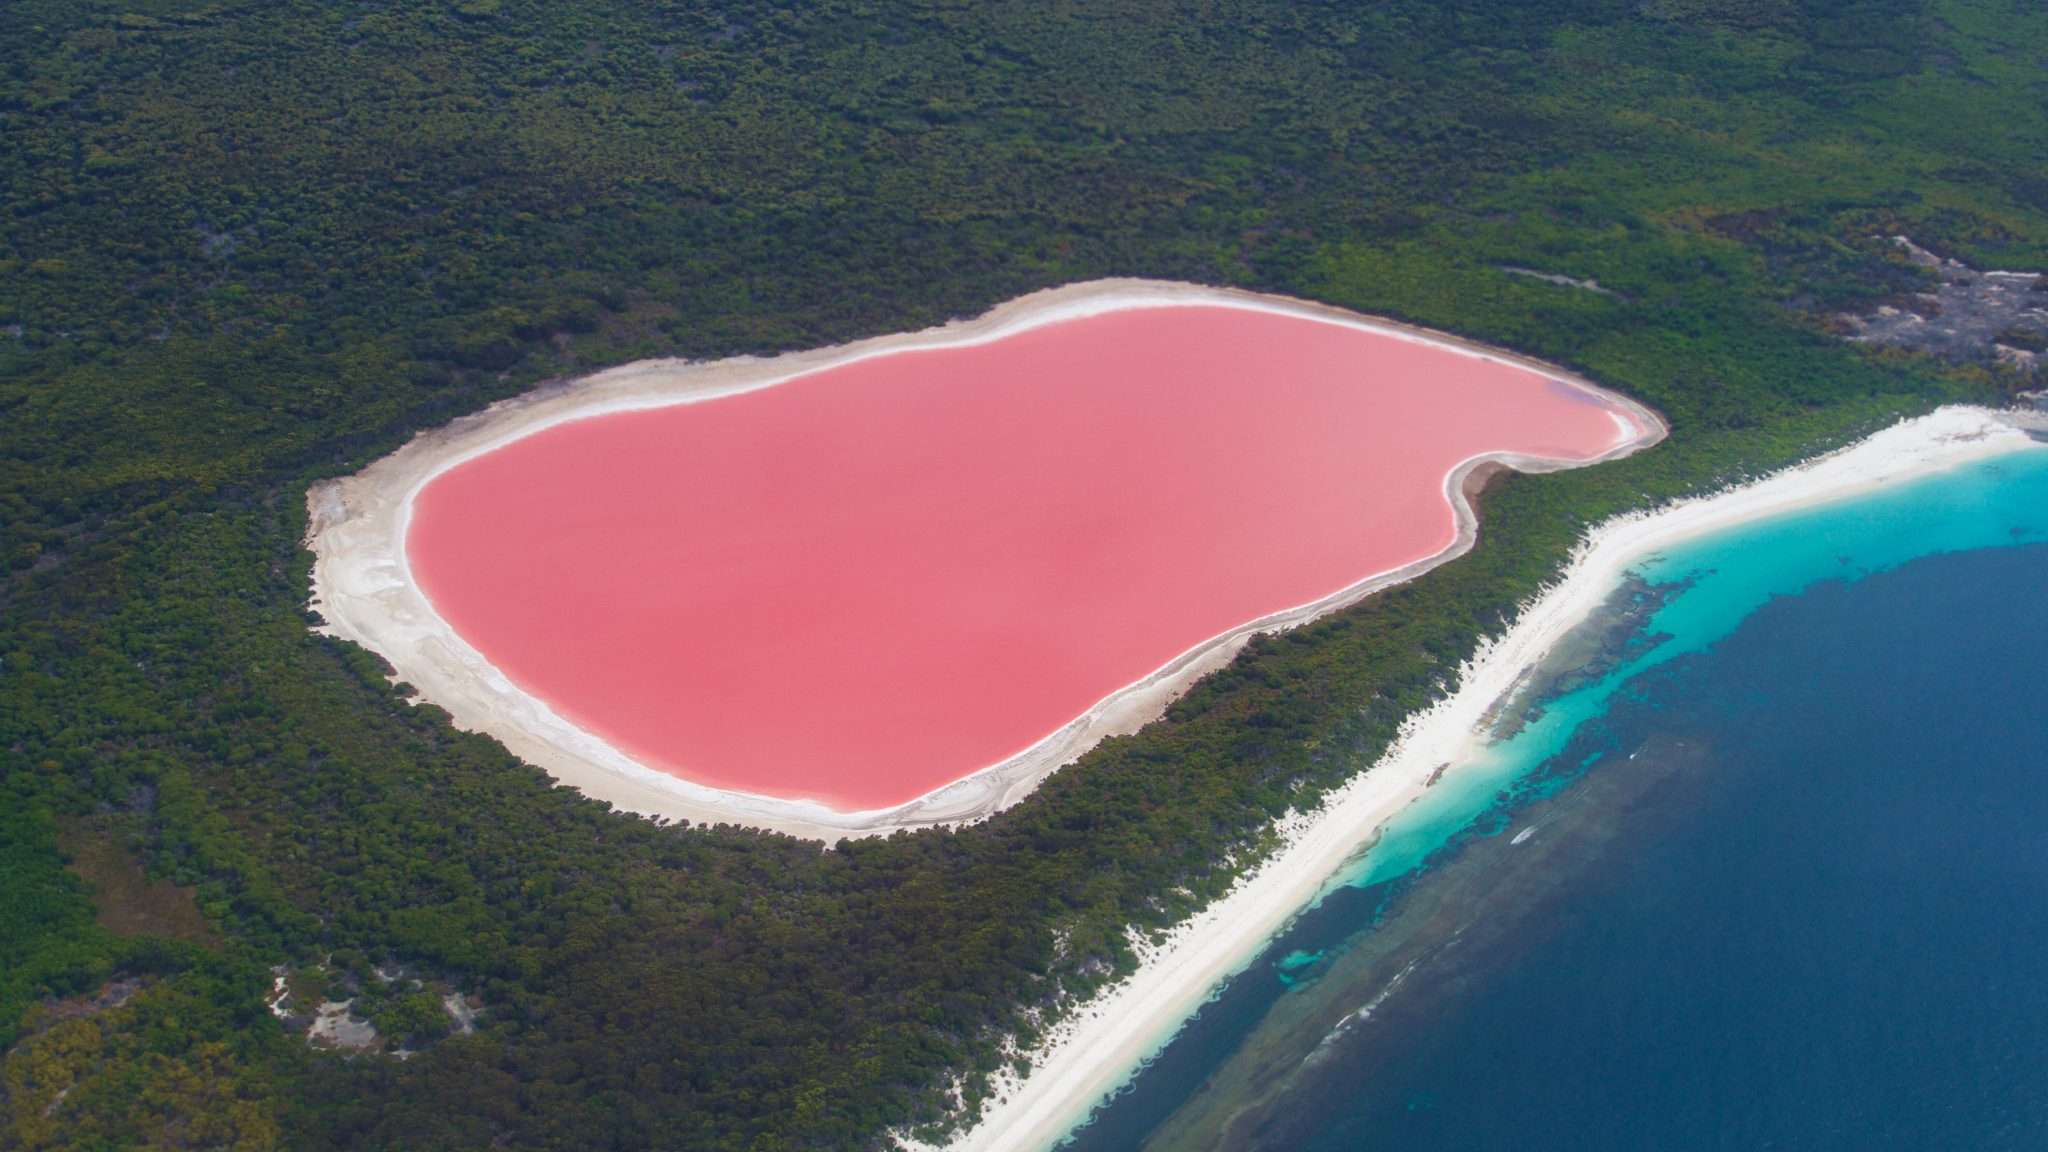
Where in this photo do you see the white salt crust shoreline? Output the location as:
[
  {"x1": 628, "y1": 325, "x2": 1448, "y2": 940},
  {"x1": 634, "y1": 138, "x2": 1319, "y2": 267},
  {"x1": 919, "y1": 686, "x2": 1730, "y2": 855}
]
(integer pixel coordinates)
[
  {"x1": 927, "y1": 405, "x2": 2046, "y2": 1152},
  {"x1": 304, "y1": 279, "x2": 1663, "y2": 840}
]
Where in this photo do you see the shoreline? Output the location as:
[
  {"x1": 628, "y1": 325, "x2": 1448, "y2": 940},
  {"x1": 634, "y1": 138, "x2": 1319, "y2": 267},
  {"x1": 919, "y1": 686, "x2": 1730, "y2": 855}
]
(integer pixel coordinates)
[
  {"x1": 304, "y1": 279, "x2": 1662, "y2": 841},
  {"x1": 931, "y1": 404, "x2": 2046, "y2": 1152}
]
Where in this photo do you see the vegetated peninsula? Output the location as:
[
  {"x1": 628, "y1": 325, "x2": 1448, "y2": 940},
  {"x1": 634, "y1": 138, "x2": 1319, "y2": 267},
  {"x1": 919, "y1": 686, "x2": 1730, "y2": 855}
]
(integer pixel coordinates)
[
  {"x1": 941, "y1": 403, "x2": 2048, "y2": 1152},
  {"x1": 5, "y1": 2, "x2": 2048, "y2": 1151}
]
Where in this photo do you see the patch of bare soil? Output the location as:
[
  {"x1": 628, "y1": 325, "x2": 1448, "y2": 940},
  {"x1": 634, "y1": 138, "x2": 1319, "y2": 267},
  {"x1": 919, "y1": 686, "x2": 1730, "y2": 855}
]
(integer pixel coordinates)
[
  {"x1": 57, "y1": 821, "x2": 218, "y2": 947},
  {"x1": 1838, "y1": 236, "x2": 2046, "y2": 374}
]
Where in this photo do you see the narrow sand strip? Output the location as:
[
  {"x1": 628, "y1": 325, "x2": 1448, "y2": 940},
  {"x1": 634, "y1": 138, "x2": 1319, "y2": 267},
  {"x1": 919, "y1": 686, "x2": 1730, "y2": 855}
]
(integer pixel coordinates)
[
  {"x1": 305, "y1": 280, "x2": 1662, "y2": 840},
  {"x1": 932, "y1": 405, "x2": 2045, "y2": 1152}
]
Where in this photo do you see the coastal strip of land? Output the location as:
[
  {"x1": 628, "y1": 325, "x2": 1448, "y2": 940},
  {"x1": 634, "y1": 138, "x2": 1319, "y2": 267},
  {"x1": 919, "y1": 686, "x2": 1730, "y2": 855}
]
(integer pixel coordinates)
[
  {"x1": 933, "y1": 404, "x2": 2046, "y2": 1152},
  {"x1": 304, "y1": 280, "x2": 1662, "y2": 840}
]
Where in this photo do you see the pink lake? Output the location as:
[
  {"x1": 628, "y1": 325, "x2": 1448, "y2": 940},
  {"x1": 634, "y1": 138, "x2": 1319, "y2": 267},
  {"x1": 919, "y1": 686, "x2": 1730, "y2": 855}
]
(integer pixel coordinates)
[{"x1": 407, "y1": 305, "x2": 1636, "y2": 811}]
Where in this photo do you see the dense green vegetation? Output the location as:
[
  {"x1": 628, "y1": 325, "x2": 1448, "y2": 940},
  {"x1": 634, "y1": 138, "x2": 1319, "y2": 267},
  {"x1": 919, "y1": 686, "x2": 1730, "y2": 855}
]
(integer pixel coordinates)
[{"x1": 4, "y1": 0, "x2": 2044, "y2": 1147}]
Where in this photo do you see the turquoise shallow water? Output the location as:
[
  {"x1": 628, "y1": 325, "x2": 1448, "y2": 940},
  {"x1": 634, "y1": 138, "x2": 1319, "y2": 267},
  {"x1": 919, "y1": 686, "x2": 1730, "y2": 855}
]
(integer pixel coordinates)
[
  {"x1": 1342, "y1": 447, "x2": 2048, "y2": 891},
  {"x1": 1062, "y1": 442, "x2": 2048, "y2": 1151}
]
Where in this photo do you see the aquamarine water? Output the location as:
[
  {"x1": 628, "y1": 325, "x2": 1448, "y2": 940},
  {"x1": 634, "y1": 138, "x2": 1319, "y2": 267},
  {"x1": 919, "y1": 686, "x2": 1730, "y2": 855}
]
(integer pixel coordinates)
[
  {"x1": 1061, "y1": 444, "x2": 2048, "y2": 1151},
  {"x1": 1346, "y1": 449, "x2": 2048, "y2": 892}
]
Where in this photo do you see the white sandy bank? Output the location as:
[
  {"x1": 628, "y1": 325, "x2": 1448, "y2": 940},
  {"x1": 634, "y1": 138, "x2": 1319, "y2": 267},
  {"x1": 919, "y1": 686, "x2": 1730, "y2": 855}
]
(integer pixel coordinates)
[
  {"x1": 304, "y1": 280, "x2": 1660, "y2": 840},
  {"x1": 933, "y1": 404, "x2": 2046, "y2": 1152}
]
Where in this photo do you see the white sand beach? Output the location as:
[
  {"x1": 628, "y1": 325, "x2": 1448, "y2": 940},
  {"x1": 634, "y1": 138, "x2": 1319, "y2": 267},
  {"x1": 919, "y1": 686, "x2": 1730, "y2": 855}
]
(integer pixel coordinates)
[
  {"x1": 303, "y1": 280, "x2": 1661, "y2": 840},
  {"x1": 933, "y1": 404, "x2": 2045, "y2": 1152}
]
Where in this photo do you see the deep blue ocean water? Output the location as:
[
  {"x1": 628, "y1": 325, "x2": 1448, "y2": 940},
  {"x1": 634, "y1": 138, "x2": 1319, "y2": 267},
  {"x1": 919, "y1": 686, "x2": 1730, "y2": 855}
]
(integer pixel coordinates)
[{"x1": 1062, "y1": 446, "x2": 2048, "y2": 1151}]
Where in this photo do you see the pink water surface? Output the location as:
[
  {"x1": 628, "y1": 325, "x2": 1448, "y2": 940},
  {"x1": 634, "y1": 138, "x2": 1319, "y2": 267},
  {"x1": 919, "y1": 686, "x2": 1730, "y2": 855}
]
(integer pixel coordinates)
[{"x1": 408, "y1": 305, "x2": 1634, "y2": 811}]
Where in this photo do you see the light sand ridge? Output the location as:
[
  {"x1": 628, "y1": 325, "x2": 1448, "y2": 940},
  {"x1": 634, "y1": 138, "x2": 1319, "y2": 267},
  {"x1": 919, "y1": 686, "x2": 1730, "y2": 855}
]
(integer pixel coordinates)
[
  {"x1": 932, "y1": 405, "x2": 2045, "y2": 1152},
  {"x1": 305, "y1": 280, "x2": 1662, "y2": 840}
]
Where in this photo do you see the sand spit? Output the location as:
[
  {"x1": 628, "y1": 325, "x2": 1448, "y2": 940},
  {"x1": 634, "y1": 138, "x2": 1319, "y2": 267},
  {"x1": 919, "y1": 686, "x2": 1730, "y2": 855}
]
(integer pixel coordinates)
[
  {"x1": 935, "y1": 405, "x2": 2045, "y2": 1152},
  {"x1": 305, "y1": 280, "x2": 1662, "y2": 840}
]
